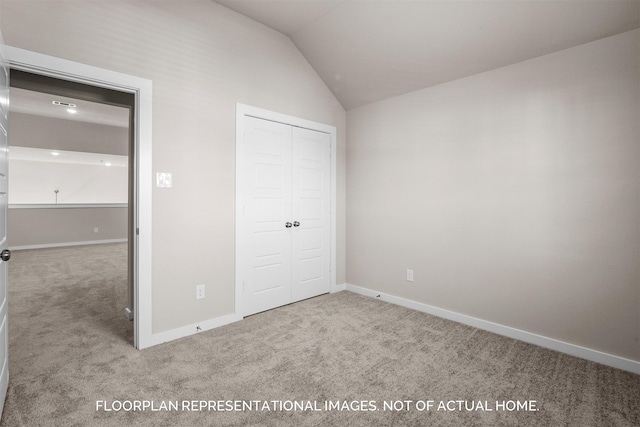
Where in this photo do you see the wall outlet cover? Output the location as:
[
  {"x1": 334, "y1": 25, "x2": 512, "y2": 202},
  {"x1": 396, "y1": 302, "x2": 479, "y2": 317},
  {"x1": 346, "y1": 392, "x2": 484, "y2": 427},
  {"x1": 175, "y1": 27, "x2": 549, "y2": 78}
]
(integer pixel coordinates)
[
  {"x1": 407, "y1": 269, "x2": 414, "y2": 282},
  {"x1": 196, "y1": 284, "x2": 205, "y2": 300}
]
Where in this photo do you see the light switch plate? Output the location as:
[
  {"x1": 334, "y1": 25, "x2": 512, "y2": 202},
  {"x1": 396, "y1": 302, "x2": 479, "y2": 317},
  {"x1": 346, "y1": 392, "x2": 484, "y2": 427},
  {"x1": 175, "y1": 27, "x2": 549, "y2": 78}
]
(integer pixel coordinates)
[{"x1": 156, "y1": 172, "x2": 172, "y2": 188}]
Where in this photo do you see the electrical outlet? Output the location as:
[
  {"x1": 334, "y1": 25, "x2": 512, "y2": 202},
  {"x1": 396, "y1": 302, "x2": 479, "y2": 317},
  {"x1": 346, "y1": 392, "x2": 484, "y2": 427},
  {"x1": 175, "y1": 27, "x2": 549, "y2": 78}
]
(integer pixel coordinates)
[
  {"x1": 406, "y1": 269, "x2": 414, "y2": 282},
  {"x1": 196, "y1": 284, "x2": 205, "y2": 300},
  {"x1": 94, "y1": 227, "x2": 99, "y2": 233}
]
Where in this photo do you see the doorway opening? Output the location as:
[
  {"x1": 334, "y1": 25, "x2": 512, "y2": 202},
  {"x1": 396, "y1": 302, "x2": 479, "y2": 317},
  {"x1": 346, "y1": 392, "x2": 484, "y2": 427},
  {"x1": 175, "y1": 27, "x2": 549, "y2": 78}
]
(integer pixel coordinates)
[
  {"x1": 8, "y1": 70, "x2": 136, "y2": 344},
  {"x1": 4, "y1": 46, "x2": 152, "y2": 349}
]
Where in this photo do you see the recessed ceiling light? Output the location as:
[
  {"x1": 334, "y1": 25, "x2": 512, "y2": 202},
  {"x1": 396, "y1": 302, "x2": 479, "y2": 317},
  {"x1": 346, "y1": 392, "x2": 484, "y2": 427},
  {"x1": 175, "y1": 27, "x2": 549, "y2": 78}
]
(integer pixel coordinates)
[
  {"x1": 66, "y1": 108, "x2": 77, "y2": 114},
  {"x1": 105, "y1": 162, "x2": 112, "y2": 167},
  {"x1": 51, "y1": 151, "x2": 60, "y2": 156}
]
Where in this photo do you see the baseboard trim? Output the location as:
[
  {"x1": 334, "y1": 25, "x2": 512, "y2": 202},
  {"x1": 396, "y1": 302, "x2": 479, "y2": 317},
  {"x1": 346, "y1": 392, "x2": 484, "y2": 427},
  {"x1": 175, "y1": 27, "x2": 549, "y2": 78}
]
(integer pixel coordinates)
[
  {"x1": 150, "y1": 313, "x2": 241, "y2": 347},
  {"x1": 345, "y1": 283, "x2": 640, "y2": 375},
  {"x1": 152, "y1": 284, "x2": 348, "y2": 346},
  {"x1": 10, "y1": 239, "x2": 128, "y2": 251},
  {"x1": 332, "y1": 282, "x2": 347, "y2": 292}
]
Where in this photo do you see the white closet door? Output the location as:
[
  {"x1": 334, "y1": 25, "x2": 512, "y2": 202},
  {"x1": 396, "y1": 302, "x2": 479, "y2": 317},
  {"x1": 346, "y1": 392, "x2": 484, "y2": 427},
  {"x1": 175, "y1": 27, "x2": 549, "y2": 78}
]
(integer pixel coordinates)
[
  {"x1": 291, "y1": 127, "x2": 331, "y2": 302},
  {"x1": 241, "y1": 117, "x2": 293, "y2": 316},
  {"x1": 239, "y1": 116, "x2": 331, "y2": 316}
]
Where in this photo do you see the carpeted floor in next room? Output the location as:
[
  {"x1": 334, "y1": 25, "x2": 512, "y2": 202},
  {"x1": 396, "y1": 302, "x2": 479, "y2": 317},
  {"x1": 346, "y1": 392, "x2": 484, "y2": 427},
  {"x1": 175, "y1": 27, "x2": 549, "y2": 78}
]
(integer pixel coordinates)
[{"x1": 1, "y1": 243, "x2": 639, "y2": 426}]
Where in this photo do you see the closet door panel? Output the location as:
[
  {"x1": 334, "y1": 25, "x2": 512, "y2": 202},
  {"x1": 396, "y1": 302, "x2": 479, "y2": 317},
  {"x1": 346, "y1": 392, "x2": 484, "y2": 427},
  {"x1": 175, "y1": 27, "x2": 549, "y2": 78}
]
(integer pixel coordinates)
[
  {"x1": 291, "y1": 127, "x2": 331, "y2": 302},
  {"x1": 241, "y1": 117, "x2": 293, "y2": 316}
]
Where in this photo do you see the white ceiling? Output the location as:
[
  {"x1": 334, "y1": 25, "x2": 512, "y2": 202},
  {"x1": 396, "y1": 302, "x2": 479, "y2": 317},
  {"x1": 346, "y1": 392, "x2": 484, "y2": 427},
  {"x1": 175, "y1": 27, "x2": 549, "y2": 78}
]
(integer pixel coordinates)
[
  {"x1": 9, "y1": 87, "x2": 130, "y2": 128},
  {"x1": 216, "y1": 0, "x2": 640, "y2": 110}
]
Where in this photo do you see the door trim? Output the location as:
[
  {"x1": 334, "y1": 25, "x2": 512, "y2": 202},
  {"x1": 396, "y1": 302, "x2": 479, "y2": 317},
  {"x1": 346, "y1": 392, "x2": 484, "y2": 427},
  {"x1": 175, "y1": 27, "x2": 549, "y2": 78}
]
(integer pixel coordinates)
[
  {"x1": 235, "y1": 103, "x2": 337, "y2": 317},
  {"x1": 5, "y1": 46, "x2": 153, "y2": 349}
]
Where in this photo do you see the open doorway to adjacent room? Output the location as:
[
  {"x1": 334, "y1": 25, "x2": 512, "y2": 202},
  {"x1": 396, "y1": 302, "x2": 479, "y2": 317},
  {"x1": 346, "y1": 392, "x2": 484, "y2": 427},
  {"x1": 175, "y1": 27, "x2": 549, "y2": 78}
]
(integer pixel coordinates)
[{"x1": 7, "y1": 70, "x2": 136, "y2": 346}]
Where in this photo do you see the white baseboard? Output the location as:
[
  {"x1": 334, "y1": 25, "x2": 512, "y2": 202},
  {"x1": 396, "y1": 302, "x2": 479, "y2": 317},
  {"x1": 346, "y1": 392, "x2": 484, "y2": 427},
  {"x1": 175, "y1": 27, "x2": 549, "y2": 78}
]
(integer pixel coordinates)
[
  {"x1": 332, "y1": 282, "x2": 347, "y2": 292},
  {"x1": 10, "y1": 238, "x2": 128, "y2": 251},
  {"x1": 150, "y1": 313, "x2": 241, "y2": 347},
  {"x1": 345, "y1": 283, "x2": 640, "y2": 375},
  {"x1": 152, "y1": 283, "x2": 348, "y2": 347}
]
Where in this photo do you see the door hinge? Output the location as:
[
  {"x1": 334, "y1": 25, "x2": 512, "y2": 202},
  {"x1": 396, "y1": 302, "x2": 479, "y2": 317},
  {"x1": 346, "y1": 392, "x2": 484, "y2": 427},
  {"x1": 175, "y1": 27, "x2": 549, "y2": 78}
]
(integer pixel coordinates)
[{"x1": 136, "y1": 227, "x2": 140, "y2": 236}]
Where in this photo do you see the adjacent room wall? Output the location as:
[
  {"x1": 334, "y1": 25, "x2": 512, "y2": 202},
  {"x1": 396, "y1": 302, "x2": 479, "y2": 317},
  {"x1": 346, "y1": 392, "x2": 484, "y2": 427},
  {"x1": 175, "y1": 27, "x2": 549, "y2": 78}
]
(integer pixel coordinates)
[
  {"x1": 8, "y1": 207, "x2": 127, "y2": 249},
  {"x1": 9, "y1": 158, "x2": 128, "y2": 204},
  {"x1": 346, "y1": 30, "x2": 640, "y2": 362},
  {"x1": 8, "y1": 111, "x2": 129, "y2": 247},
  {"x1": 0, "y1": 0, "x2": 347, "y2": 334}
]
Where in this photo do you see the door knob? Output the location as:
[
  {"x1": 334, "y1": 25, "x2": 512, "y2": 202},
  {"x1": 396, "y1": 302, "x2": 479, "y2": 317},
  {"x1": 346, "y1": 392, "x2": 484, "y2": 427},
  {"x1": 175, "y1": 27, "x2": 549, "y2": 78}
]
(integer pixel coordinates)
[
  {"x1": 293, "y1": 221, "x2": 300, "y2": 227},
  {"x1": 0, "y1": 249, "x2": 10, "y2": 262},
  {"x1": 285, "y1": 222, "x2": 293, "y2": 228}
]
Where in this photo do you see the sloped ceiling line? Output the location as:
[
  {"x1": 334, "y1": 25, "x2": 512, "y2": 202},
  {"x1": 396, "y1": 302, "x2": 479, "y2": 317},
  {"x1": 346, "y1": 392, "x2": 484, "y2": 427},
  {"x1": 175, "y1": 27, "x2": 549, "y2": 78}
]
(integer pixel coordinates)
[{"x1": 215, "y1": 0, "x2": 640, "y2": 110}]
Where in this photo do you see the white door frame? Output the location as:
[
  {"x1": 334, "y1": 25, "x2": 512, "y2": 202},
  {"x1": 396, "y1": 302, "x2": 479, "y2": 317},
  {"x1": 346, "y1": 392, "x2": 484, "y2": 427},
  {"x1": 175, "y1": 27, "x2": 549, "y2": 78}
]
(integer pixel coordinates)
[
  {"x1": 5, "y1": 46, "x2": 153, "y2": 349},
  {"x1": 235, "y1": 103, "x2": 337, "y2": 317}
]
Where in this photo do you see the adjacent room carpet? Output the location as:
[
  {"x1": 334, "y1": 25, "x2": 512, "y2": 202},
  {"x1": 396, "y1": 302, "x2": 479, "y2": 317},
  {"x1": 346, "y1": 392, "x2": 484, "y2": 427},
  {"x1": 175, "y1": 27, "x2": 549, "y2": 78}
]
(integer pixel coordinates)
[{"x1": 1, "y1": 243, "x2": 638, "y2": 426}]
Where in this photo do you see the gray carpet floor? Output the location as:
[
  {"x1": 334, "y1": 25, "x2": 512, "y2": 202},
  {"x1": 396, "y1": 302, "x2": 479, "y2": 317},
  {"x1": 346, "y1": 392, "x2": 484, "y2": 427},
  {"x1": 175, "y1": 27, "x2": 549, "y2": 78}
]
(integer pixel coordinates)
[{"x1": 1, "y1": 243, "x2": 638, "y2": 426}]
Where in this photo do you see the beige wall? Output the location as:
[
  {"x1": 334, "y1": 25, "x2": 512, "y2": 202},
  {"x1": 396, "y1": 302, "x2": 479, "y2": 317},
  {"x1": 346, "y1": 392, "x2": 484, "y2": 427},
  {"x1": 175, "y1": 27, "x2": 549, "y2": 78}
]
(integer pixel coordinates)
[
  {"x1": 346, "y1": 30, "x2": 640, "y2": 362},
  {"x1": 0, "y1": 1, "x2": 346, "y2": 334},
  {"x1": 9, "y1": 207, "x2": 127, "y2": 248}
]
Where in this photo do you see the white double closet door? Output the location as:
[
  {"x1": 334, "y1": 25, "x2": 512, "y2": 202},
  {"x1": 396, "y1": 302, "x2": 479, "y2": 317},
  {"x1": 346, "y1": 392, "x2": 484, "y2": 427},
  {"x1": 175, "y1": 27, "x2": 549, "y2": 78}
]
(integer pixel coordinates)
[{"x1": 239, "y1": 116, "x2": 331, "y2": 316}]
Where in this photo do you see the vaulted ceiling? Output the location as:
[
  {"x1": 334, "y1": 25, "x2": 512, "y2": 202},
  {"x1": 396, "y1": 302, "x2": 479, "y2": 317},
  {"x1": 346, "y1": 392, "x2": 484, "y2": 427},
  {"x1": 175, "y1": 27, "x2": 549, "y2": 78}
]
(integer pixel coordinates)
[{"x1": 215, "y1": 0, "x2": 640, "y2": 110}]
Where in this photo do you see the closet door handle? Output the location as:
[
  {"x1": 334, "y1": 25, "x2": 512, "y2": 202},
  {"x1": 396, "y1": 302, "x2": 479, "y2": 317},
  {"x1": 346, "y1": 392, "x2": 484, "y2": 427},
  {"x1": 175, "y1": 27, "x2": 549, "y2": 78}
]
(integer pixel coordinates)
[
  {"x1": 293, "y1": 221, "x2": 300, "y2": 227},
  {"x1": 285, "y1": 222, "x2": 293, "y2": 228}
]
